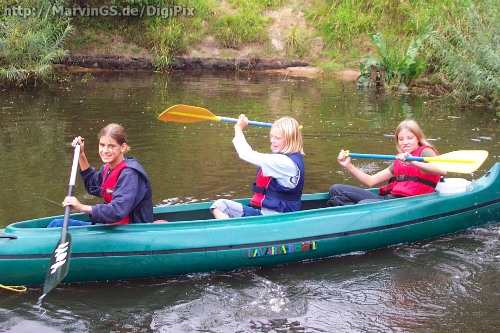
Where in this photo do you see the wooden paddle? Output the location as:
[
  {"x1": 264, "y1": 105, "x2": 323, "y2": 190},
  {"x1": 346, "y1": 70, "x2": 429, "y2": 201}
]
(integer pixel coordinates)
[
  {"x1": 157, "y1": 104, "x2": 272, "y2": 128},
  {"x1": 42, "y1": 143, "x2": 81, "y2": 296},
  {"x1": 346, "y1": 150, "x2": 488, "y2": 174}
]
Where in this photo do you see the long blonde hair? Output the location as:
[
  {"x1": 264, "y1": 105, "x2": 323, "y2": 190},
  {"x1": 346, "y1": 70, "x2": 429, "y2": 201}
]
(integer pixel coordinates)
[
  {"x1": 271, "y1": 117, "x2": 304, "y2": 155},
  {"x1": 394, "y1": 120, "x2": 433, "y2": 152}
]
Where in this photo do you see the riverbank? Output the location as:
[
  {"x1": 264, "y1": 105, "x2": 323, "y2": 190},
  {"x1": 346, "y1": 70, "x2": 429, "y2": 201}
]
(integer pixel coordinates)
[
  {"x1": 3, "y1": 0, "x2": 496, "y2": 109},
  {"x1": 59, "y1": 1, "x2": 361, "y2": 81},
  {"x1": 59, "y1": 53, "x2": 361, "y2": 81}
]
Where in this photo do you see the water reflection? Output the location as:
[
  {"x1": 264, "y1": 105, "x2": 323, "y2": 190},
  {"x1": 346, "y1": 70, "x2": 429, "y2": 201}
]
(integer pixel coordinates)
[
  {"x1": 1, "y1": 71, "x2": 498, "y2": 226},
  {"x1": 0, "y1": 71, "x2": 498, "y2": 332}
]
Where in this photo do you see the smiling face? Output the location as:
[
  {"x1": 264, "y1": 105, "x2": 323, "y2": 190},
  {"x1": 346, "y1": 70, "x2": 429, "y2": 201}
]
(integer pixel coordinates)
[
  {"x1": 397, "y1": 128, "x2": 420, "y2": 153},
  {"x1": 270, "y1": 127, "x2": 286, "y2": 153},
  {"x1": 98, "y1": 135, "x2": 125, "y2": 168}
]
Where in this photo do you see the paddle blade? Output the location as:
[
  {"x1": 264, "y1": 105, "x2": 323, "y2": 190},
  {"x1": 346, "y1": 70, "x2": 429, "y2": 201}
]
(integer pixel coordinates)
[
  {"x1": 427, "y1": 150, "x2": 488, "y2": 174},
  {"x1": 157, "y1": 104, "x2": 221, "y2": 123},
  {"x1": 347, "y1": 150, "x2": 488, "y2": 174},
  {"x1": 43, "y1": 233, "x2": 72, "y2": 295}
]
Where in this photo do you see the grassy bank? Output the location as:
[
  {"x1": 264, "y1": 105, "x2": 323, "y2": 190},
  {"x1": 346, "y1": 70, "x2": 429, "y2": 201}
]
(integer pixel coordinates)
[{"x1": 0, "y1": 0, "x2": 498, "y2": 110}]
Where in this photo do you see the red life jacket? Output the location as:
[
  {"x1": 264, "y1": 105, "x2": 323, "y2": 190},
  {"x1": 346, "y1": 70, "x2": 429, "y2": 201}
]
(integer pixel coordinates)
[
  {"x1": 379, "y1": 145, "x2": 441, "y2": 197},
  {"x1": 102, "y1": 161, "x2": 130, "y2": 225},
  {"x1": 250, "y1": 169, "x2": 272, "y2": 208}
]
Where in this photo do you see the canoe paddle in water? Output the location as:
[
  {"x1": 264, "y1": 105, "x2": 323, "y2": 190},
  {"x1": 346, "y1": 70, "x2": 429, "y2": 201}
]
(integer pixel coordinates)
[
  {"x1": 42, "y1": 143, "x2": 81, "y2": 297},
  {"x1": 157, "y1": 104, "x2": 272, "y2": 128},
  {"x1": 345, "y1": 150, "x2": 488, "y2": 174}
]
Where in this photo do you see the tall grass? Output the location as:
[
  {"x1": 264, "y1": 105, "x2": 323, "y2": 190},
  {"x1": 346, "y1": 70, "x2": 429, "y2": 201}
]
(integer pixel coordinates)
[
  {"x1": 148, "y1": 17, "x2": 186, "y2": 70},
  {"x1": 307, "y1": 0, "x2": 376, "y2": 52},
  {"x1": 284, "y1": 27, "x2": 309, "y2": 57},
  {"x1": 0, "y1": 0, "x2": 72, "y2": 86},
  {"x1": 427, "y1": 1, "x2": 499, "y2": 108},
  {"x1": 147, "y1": 0, "x2": 280, "y2": 64},
  {"x1": 305, "y1": 0, "x2": 477, "y2": 66},
  {"x1": 141, "y1": 0, "x2": 217, "y2": 69},
  {"x1": 214, "y1": 14, "x2": 270, "y2": 48},
  {"x1": 213, "y1": 0, "x2": 281, "y2": 48}
]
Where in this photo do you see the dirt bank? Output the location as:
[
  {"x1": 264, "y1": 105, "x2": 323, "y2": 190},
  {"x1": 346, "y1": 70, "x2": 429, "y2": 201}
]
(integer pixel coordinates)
[
  {"x1": 62, "y1": 54, "x2": 308, "y2": 71},
  {"x1": 61, "y1": 2, "x2": 361, "y2": 82},
  {"x1": 60, "y1": 53, "x2": 360, "y2": 81}
]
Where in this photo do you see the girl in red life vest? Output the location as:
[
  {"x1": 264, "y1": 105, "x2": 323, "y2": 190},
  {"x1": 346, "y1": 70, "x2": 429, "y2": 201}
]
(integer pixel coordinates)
[
  {"x1": 211, "y1": 114, "x2": 305, "y2": 219},
  {"x1": 327, "y1": 120, "x2": 446, "y2": 207},
  {"x1": 47, "y1": 123, "x2": 153, "y2": 227}
]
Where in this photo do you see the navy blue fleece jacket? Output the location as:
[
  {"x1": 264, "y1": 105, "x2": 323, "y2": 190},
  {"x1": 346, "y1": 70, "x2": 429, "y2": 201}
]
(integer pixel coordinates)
[{"x1": 80, "y1": 157, "x2": 153, "y2": 224}]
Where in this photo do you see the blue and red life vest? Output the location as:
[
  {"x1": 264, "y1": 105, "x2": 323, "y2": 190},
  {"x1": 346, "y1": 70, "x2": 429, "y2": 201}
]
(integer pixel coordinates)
[
  {"x1": 379, "y1": 145, "x2": 441, "y2": 197},
  {"x1": 101, "y1": 161, "x2": 130, "y2": 225},
  {"x1": 250, "y1": 152, "x2": 305, "y2": 213}
]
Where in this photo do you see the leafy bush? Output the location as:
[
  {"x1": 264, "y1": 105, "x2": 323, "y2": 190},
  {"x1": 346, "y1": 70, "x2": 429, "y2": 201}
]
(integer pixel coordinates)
[{"x1": 358, "y1": 32, "x2": 429, "y2": 89}]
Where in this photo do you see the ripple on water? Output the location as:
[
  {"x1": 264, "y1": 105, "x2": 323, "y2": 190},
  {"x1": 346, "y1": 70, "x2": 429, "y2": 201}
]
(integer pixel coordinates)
[{"x1": 151, "y1": 271, "x2": 311, "y2": 332}]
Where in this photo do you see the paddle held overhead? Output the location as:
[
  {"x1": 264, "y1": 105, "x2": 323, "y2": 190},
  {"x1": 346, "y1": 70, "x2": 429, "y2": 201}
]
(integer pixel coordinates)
[{"x1": 157, "y1": 104, "x2": 272, "y2": 128}]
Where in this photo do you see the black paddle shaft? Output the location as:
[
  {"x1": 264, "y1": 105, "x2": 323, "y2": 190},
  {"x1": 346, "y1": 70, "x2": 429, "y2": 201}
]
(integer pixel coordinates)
[{"x1": 42, "y1": 143, "x2": 81, "y2": 296}]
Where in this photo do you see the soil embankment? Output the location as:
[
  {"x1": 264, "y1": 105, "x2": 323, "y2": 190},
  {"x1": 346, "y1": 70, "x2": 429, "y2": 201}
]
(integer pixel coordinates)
[
  {"x1": 61, "y1": 4, "x2": 361, "y2": 81},
  {"x1": 61, "y1": 53, "x2": 360, "y2": 81},
  {"x1": 62, "y1": 54, "x2": 308, "y2": 71}
]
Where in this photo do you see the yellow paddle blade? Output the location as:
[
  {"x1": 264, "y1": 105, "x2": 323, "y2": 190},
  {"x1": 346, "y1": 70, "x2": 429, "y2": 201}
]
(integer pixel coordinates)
[
  {"x1": 157, "y1": 104, "x2": 222, "y2": 123},
  {"x1": 425, "y1": 150, "x2": 488, "y2": 174},
  {"x1": 346, "y1": 150, "x2": 488, "y2": 174}
]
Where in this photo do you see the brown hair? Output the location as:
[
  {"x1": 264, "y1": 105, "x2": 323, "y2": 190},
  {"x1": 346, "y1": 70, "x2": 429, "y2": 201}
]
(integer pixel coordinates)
[
  {"x1": 98, "y1": 123, "x2": 131, "y2": 153},
  {"x1": 394, "y1": 120, "x2": 433, "y2": 152}
]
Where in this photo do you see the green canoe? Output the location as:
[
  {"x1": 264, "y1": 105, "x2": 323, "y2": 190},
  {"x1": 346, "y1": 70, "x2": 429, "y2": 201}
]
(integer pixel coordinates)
[{"x1": 1, "y1": 163, "x2": 499, "y2": 287}]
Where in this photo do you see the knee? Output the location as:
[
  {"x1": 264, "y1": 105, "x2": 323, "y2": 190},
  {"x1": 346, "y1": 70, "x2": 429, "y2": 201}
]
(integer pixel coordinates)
[
  {"x1": 210, "y1": 200, "x2": 229, "y2": 219},
  {"x1": 329, "y1": 184, "x2": 342, "y2": 196},
  {"x1": 210, "y1": 199, "x2": 226, "y2": 213},
  {"x1": 212, "y1": 208, "x2": 229, "y2": 219}
]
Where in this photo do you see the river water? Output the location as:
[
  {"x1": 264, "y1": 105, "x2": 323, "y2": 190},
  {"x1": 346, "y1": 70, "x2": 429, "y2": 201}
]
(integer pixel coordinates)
[{"x1": 0, "y1": 71, "x2": 499, "y2": 332}]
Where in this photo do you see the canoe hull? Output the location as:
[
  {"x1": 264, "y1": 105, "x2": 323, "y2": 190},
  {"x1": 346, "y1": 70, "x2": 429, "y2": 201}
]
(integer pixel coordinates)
[{"x1": 1, "y1": 163, "x2": 499, "y2": 287}]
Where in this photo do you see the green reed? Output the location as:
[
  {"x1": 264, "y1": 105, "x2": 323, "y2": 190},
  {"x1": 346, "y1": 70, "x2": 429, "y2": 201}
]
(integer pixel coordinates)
[
  {"x1": 0, "y1": 0, "x2": 72, "y2": 86},
  {"x1": 427, "y1": 0, "x2": 499, "y2": 109}
]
